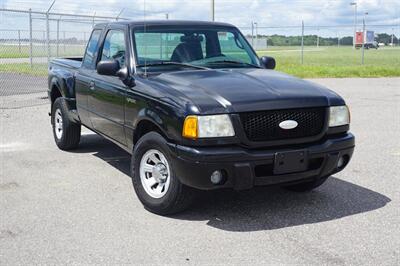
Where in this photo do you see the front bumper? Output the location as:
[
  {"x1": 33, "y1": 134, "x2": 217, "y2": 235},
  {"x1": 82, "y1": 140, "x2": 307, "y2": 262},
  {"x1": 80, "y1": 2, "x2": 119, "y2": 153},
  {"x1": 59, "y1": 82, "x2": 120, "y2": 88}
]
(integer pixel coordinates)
[{"x1": 167, "y1": 133, "x2": 355, "y2": 190}]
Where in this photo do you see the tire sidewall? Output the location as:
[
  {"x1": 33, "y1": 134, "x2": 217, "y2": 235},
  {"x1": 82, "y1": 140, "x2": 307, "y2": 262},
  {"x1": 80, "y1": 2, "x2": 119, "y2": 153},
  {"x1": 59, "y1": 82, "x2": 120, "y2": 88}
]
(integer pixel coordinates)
[
  {"x1": 52, "y1": 98, "x2": 67, "y2": 146},
  {"x1": 131, "y1": 132, "x2": 182, "y2": 212}
]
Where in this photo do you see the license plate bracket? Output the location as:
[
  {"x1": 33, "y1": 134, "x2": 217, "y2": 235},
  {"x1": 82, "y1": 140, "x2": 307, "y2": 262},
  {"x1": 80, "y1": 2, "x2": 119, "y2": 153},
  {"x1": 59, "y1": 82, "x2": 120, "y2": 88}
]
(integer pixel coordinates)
[{"x1": 274, "y1": 150, "x2": 308, "y2": 175}]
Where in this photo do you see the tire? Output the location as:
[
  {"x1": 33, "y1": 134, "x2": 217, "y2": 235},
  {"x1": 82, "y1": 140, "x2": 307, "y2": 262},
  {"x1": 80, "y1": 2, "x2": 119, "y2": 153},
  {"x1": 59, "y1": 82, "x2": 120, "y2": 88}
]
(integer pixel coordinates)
[
  {"x1": 52, "y1": 97, "x2": 81, "y2": 150},
  {"x1": 284, "y1": 176, "x2": 329, "y2": 192},
  {"x1": 131, "y1": 132, "x2": 195, "y2": 215}
]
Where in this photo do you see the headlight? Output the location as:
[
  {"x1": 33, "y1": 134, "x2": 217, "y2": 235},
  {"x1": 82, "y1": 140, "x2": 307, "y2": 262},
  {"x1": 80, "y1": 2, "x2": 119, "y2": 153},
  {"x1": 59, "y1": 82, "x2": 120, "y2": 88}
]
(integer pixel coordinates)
[
  {"x1": 329, "y1": 105, "x2": 350, "y2": 127},
  {"x1": 182, "y1": 114, "x2": 235, "y2": 139}
]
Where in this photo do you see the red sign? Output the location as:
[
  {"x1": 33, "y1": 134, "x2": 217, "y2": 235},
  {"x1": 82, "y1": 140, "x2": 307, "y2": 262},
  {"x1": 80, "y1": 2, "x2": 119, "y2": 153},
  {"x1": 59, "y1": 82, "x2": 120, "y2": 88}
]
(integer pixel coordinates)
[{"x1": 355, "y1": 32, "x2": 364, "y2": 44}]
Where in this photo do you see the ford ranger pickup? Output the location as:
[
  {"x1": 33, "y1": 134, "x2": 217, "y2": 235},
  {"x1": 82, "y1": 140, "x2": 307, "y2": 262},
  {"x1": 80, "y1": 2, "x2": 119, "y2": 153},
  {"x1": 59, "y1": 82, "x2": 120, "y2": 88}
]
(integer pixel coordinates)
[{"x1": 48, "y1": 20, "x2": 355, "y2": 214}]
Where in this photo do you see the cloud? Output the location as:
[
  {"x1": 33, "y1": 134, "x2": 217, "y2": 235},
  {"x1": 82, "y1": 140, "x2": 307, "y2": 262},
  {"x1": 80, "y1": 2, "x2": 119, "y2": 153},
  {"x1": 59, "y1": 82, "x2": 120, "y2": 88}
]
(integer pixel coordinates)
[{"x1": 1, "y1": 0, "x2": 399, "y2": 36}]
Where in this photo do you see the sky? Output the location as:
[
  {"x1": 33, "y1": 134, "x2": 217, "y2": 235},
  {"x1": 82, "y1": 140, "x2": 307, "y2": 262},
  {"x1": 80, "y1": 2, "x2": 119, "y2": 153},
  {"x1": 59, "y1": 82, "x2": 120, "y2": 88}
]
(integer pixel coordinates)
[{"x1": 1, "y1": 0, "x2": 399, "y2": 37}]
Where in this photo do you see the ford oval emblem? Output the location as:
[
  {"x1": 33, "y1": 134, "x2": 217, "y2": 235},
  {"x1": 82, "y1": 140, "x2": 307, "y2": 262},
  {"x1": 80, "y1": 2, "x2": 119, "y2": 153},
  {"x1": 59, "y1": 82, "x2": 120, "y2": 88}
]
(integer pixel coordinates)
[{"x1": 279, "y1": 120, "x2": 298, "y2": 130}]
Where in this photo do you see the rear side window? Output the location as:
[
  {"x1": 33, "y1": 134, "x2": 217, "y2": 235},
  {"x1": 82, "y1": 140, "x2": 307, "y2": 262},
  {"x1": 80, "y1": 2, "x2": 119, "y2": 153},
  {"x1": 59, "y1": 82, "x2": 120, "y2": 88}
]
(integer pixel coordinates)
[
  {"x1": 82, "y1": 30, "x2": 102, "y2": 68},
  {"x1": 100, "y1": 30, "x2": 126, "y2": 67}
]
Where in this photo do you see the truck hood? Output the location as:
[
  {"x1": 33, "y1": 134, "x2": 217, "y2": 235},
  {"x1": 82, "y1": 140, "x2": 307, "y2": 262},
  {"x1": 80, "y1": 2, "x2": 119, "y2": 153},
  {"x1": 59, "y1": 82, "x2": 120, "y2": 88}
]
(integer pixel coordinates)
[{"x1": 150, "y1": 68, "x2": 345, "y2": 114}]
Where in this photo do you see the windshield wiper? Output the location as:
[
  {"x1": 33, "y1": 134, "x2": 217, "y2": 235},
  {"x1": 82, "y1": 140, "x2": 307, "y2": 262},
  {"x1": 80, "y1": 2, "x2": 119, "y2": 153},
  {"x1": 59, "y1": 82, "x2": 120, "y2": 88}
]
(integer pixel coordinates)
[
  {"x1": 137, "y1": 61, "x2": 209, "y2": 70},
  {"x1": 205, "y1": 60, "x2": 261, "y2": 68}
]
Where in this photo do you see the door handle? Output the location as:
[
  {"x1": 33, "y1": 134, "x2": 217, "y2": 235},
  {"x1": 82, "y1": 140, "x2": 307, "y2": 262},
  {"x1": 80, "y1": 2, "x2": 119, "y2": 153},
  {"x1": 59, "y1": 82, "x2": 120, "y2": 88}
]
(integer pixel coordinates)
[{"x1": 89, "y1": 81, "x2": 95, "y2": 90}]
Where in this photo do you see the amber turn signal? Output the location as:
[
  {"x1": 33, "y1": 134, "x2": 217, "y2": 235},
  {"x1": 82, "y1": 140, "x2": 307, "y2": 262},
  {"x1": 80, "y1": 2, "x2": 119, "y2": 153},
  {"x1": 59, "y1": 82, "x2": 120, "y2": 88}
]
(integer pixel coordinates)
[{"x1": 182, "y1": 116, "x2": 198, "y2": 139}]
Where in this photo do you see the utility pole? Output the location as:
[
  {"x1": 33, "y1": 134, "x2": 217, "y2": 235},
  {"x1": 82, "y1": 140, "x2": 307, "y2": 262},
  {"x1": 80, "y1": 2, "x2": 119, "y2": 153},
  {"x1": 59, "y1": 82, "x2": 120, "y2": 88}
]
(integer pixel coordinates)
[
  {"x1": 362, "y1": 13, "x2": 367, "y2": 64},
  {"x1": 92, "y1": 11, "x2": 96, "y2": 28},
  {"x1": 56, "y1": 18, "x2": 59, "y2": 57},
  {"x1": 398, "y1": 20, "x2": 400, "y2": 46},
  {"x1": 350, "y1": 2, "x2": 357, "y2": 49},
  {"x1": 28, "y1": 8, "x2": 33, "y2": 68},
  {"x1": 210, "y1": 0, "x2": 215, "y2": 21},
  {"x1": 251, "y1": 21, "x2": 254, "y2": 47},
  {"x1": 46, "y1": 0, "x2": 56, "y2": 64},
  {"x1": 254, "y1": 22, "x2": 258, "y2": 50},
  {"x1": 301, "y1": 20, "x2": 304, "y2": 64},
  {"x1": 18, "y1": 30, "x2": 21, "y2": 53},
  {"x1": 392, "y1": 27, "x2": 394, "y2": 47}
]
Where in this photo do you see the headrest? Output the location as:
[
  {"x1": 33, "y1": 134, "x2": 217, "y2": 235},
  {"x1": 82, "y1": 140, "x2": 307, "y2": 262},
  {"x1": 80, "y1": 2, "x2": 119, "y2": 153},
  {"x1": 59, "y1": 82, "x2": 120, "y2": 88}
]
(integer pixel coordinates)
[{"x1": 180, "y1": 35, "x2": 204, "y2": 43}]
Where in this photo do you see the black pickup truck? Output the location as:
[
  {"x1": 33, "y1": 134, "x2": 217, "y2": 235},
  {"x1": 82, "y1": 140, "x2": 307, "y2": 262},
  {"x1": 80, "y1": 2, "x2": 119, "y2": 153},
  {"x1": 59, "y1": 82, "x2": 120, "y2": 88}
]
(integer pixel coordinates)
[{"x1": 48, "y1": 20, "x2": 354, "y2": 214}]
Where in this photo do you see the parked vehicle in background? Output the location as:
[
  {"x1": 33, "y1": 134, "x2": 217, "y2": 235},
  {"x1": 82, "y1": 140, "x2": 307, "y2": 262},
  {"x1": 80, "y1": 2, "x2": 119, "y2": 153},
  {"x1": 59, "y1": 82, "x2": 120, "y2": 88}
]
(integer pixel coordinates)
[
  {"x1": 355, "y1": 30, "x2": 378, "y2": 49},
  {"x1": 48, "y1": 20, "x2": 355, "y2": 215},
  {"x1": 365, "y1": 41, "x2": 379, "y2": 49}
]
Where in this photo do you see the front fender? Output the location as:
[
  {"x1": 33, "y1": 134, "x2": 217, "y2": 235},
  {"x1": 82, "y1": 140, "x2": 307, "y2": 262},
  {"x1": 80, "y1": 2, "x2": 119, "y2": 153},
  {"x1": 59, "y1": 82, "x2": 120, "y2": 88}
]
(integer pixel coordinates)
[
  {"x1": 134, "y1": 107, "x2": 177, "y2": 141},
  {"x1": 124, "y1": 100, "x2": 184, "y2": 152}
]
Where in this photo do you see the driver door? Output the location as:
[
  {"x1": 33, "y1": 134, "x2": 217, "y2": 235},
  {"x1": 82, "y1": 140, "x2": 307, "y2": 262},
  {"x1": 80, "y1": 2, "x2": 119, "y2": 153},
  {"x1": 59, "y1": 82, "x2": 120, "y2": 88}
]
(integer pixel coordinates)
[{"x1": 88, "y1": 28, "x2": 127, "y2": 145}]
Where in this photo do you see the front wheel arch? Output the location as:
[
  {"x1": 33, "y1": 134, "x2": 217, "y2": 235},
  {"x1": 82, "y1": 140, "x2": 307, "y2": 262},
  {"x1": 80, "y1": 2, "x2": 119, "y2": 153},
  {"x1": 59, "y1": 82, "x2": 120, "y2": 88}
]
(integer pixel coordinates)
[
  {"x1": 131, "y1": 131, "x2": 195, "y2": 214},
  {"x1": 133, "y1": 119, "x2": 170, "y2": 146}
]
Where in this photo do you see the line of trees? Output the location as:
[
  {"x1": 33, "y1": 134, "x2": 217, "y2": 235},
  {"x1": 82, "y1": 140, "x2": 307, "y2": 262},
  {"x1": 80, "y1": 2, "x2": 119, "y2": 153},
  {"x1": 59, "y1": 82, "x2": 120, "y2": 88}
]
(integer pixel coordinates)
[
  {"x1": 376, "y1": 33, "x2": 399, "y2": 45},
  {"x1": 248, "y1": 33, "x2": 398, "y2": 46}
]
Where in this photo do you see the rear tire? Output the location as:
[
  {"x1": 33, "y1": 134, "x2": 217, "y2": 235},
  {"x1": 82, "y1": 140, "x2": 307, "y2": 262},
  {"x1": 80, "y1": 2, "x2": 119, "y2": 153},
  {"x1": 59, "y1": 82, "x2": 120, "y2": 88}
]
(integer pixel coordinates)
[
  {"x1": 131, "y1": 132, "x2": 195, "y2": 215},
  {"x1": 284, "y1": 176, "x2": 329, "y2": 192},
  {"x1": 52, "y1": 98, "x2": 81, "y2": 150}
]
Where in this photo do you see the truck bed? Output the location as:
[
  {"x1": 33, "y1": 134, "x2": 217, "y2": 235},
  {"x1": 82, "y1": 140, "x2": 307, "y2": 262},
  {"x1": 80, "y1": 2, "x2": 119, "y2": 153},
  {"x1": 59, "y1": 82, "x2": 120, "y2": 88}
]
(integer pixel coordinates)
[{"x1": 50, "y1": 57, "x2": 82, "y2": 70}]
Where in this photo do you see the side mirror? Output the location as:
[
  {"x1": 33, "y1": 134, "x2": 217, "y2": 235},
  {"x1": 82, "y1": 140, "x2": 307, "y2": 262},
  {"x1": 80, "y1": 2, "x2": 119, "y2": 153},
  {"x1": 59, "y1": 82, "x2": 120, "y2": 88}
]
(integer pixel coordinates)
[
  {"x1": 97, "y1": 60, "x2": 135, "y2": 87},
  {"x1": 260, "y1": 56, "x2": 276, "y2": 70},
  {"x1": 97, "y1": 60, "x2": 120, "y2": 76},
  {"x1": 116, "y1": 67, "x2": 136, "y2": 87}
]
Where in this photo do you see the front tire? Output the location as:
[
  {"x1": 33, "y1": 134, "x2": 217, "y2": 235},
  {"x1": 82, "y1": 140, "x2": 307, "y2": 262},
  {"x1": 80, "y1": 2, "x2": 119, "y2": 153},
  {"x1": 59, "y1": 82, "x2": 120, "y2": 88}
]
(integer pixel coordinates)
[
  {"x1": 284, "y1": 176, "x2": 329, "y2": 192},
  {"x1": 131, "y1": 132, "x2": 195, "y2": 215},
  {"x1": 52, "y1": 98, "x2": 81, "y2": 150}
]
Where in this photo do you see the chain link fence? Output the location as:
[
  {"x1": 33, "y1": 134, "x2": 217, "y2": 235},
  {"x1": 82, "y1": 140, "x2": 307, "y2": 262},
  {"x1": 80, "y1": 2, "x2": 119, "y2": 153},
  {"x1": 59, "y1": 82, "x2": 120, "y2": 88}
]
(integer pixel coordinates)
[
  {"x1": 1, "y1": 8, "x2": 399, "y2": 109},
  {"x1": 241, "y1": 22, "x2": 399, "y2": 59},
  {"x1": 0, "y1": 8, "x2": 127, "y2": 108}
]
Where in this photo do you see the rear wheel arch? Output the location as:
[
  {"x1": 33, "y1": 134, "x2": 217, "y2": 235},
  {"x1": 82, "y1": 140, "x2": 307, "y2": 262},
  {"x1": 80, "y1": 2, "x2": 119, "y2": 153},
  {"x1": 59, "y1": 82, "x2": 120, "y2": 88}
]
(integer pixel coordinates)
[
  {"x1": 50, "y1": 85, "x2": 62, "y2": 104},
  {"x1": 51, "y1": 97, "x2": 81, "y2": 150}
]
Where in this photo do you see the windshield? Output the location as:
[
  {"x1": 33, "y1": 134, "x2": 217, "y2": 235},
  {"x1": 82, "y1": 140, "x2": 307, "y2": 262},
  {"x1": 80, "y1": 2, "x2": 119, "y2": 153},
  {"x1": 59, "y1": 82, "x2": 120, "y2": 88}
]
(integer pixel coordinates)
[{"x1": 132, "y1": 26, "x2": 260, "y2": 72}]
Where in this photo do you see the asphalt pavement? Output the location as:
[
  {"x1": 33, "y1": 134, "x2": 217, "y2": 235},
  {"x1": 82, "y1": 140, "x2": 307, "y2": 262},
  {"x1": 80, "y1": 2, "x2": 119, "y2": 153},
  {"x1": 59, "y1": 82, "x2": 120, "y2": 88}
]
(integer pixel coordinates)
[{"x1": 0, "y1": 77, "x2": 399, "y2": 264}]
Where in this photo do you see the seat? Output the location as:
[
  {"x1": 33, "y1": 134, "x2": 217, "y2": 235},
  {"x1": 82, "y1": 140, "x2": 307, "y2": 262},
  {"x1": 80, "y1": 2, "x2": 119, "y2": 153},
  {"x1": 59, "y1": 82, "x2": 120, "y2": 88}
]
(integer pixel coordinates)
[{"x1": 171, "y1": 40, "x2": 204, "y2": 63}]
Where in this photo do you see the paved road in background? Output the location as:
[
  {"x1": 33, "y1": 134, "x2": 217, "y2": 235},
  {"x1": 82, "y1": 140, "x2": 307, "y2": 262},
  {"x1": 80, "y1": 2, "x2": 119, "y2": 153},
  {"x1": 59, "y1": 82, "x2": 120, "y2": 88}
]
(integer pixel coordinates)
[
  {"x1": 0, "y1": 57, "x2": 48, "y2": 64},
  {"x1": 0, "y1": 73, "x2": 46, "y2": 96},
  {"x1": 1, "y1": 78, "x2": 399, "y2": 264}
]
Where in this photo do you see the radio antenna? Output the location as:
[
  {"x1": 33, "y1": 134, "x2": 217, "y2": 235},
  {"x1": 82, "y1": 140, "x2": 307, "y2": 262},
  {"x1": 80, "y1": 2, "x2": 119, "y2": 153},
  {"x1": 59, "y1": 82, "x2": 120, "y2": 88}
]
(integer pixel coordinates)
[{"x1": 143, "y1": 0, "x2": 147, "y2": 77}]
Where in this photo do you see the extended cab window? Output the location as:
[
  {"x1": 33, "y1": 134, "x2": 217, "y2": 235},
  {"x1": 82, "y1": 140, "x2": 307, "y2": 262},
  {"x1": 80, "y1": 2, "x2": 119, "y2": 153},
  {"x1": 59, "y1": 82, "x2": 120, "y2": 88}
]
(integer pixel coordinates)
[
  {"x1": 100, "y1": 30, "x2": 126, "y2": 67},
  {"x1": 82, "y1": 29, "x2": 101, "y2": 68}
]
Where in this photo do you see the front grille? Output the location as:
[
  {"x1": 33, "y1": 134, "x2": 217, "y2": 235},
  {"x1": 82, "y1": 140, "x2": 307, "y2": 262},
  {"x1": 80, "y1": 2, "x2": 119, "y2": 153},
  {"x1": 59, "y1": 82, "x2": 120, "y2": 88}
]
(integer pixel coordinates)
[{"x1": 240, "y1": 107, "x2": 326, "y2": 142}]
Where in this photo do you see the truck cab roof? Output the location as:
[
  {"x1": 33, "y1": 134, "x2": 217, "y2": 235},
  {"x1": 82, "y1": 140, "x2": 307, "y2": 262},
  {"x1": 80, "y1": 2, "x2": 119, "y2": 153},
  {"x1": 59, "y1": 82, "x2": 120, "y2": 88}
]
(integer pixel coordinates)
[{"x1": 94, "y1": 20, "x2": 236, "y2": 29}]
